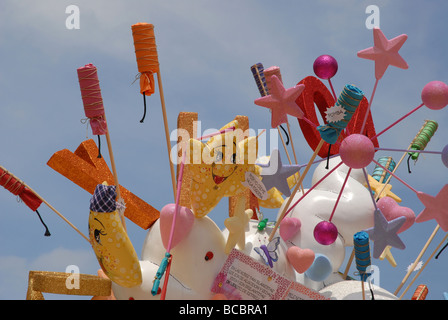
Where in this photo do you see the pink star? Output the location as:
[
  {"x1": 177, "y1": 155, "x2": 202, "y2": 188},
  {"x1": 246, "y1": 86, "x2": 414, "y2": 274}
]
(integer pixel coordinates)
[
  {"x1": 415, "y1": 184, "x2": 448, "y2": 232},
  {"x1": 254, "y1": 75, "x2": 305, "y2": 128},
  {"x1": 357, "y1": 27, "x2": 408, "y2": 80}
]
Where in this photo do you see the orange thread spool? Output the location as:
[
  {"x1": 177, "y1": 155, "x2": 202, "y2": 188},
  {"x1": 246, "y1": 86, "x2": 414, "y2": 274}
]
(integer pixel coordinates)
[
  {"x1": 131, "y1": 23, "x2": 160, "y2": 96},
  {"x1": 411, "y1": 284, "x2": 428, "y2": 300}
]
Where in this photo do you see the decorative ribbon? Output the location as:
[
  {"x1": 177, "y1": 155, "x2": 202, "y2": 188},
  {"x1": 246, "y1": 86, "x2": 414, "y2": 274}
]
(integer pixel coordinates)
[{"x1": 317, "y1": 84, "x2": 365, "y2": 144}]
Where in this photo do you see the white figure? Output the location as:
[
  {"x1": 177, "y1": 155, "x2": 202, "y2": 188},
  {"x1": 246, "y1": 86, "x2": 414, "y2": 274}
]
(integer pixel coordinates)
[
  {"x1": 277, "y1": 157, "x2": 375, "y2": 291},
  {"x1": 112, "y1": 215, "x2": 228, "y2": 300}
]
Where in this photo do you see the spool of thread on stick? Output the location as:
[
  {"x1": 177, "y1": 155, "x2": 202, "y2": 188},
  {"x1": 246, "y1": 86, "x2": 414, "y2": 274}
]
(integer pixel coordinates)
[
  {"x1": 372, "y1": 156, "x2": 396, "y2": 183},
  {"x1": 354, "y1": 231, "x2": 371, "y2": 282},
  {"x1": 131, "y1": 22, "x2": 160, "y2": 122},
  {"x1": 250, "y1": 63, "x2": 268, "y2": 97},
  {"x1": 408, "y1": 120, "x2": 438, "y2": 161},
  {"x1": 411, "y1": 284, "x2": 428, "y2": 300}
]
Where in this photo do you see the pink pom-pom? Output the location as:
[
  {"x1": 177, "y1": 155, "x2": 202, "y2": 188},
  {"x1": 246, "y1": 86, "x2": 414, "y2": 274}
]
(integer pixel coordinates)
[
  {"x1": 339, "y1": 134, "x2": 375, "y2": 169},
  {"x1": 313, "y1": 55, "x2": 338, "y2": 80},
  {"x1": 313, "y1": 221, "x2": 338, "y2": 245},
  {"x1": 421, "y1": 81, "x2": 448, "y2": 110}
]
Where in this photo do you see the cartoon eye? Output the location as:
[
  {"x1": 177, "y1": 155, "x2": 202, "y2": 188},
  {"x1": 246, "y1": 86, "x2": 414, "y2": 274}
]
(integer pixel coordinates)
[
  {"x1": 215, "y1": 151, "x2": 223, "y2": 162},
  {"x1": 94, "y1": 228, "x2": 107, "y2": 244},
  {"x1": 205, "y1": 251, "x2": 214, "y2": 261},
  {"x1": 230, "y1": 153, "x2": 237, "y2": 164}
]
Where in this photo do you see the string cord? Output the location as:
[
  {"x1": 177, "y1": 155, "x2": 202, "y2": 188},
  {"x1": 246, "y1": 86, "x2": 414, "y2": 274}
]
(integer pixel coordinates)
[
  {"x1": 435, "y1": 241, "x2": 448, "y2": 259},
  {"x1": 35, "y1": 209, "x2": 51, "y2": 236},
  {"x1": 279, "y1": 124, "x2": 289, "y2": 145}
]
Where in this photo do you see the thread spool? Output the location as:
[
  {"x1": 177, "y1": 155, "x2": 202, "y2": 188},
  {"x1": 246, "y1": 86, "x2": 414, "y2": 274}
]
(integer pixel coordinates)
[
  {"x1": 131, "y1": 23, "x2": 160, "y2": 122},
  {"x1": 408, "y1": 120, "x2": 438, "y2": 161},
  {"x1": 77, "y1": 64, "x2": 108, "y2": 136},
  {"x1": 264, "y1": 66, "x2": 283, "y2": 91},
  {"x1": 354, "y1": 231, "x2": 371, "y2": 282},
  {"x1": 411, "y1": 284, "x2": 428, "y2": 300},
  {"x1": 317, "y1": 84, "x2": 365, "y2": 145},
  {"x1": 372, "y1": 157, "x2": 396, "y2": 183},
  {"x1": 250, "y1": 63, "x2": 269, "y2": 97}
]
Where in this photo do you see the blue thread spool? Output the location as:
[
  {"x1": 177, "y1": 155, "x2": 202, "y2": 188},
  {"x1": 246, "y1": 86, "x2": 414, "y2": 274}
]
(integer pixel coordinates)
[
  {"x1": 317, "y1": 84, "x2": 364, "y2": 145},
  {"x1": 151, "y1": 252, "x2": 171, "y2": 296},
  {"x1": 354, "y1": 231, "x2": 371, "y2": 282},
  {"x1": 372, "y1": 156, "x2": 396, "y2": 183},
  {"x1": 251, "y1": 63, "x2": 269, "y2": 97}
]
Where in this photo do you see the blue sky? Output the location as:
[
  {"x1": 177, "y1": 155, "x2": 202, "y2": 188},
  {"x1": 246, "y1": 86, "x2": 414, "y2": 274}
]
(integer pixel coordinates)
[{"x1": 0, "y1": 0, "x2": 447, "y2": 300}]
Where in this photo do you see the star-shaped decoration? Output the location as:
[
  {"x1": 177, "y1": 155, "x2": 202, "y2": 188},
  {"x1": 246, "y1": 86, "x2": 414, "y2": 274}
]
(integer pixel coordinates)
[
  {"x1": 254, "y1": 75, "x2": 305, "y2": 128},
  {"x1": 364, "y1": 209, "x2": 406, "y2": 259},
  {"x1": 415, "y1": 184, "x2": 448, "y2": 232},
  {"x1": 365, "y1": 174, "x2": 402, "y2": 203},
  {"x1": 186, "y1": 120, "x2": 260, "y2": 218},
  {"x1": 379, "y1": 245, "x2": 397, "y2": 268},
  {"x1": 357, "y1": 27, "x2": 408, "y2": 80},
  {"x1": 224, "y1": 197, "x2": 253, "y2": 254},
  {"x1": 258, "y1": 149, "x2": 300, "y2": 197}
]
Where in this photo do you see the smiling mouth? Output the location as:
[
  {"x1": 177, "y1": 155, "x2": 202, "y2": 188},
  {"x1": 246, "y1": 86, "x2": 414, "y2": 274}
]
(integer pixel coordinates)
[{"x1": 212, "y1": 174, "x2": 228, "y2": 185}]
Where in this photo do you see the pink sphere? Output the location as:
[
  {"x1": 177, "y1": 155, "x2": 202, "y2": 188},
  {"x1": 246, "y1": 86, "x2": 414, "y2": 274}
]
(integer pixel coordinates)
[
  {"x1": 421, "y1": 81, "x2": 448, "y2": 110},
  {"x1": 442, "y1": 144, "x2": 448, "y2": 168},
  {"x1": 314, "y1": 221, "x2": 338, "y2": 245},
  {"x1": 339, "y1": 134, "x2": 375, "y2": 169},
  {"x1": 313, "y1": 55, "x2": 338, "y2": 80}
]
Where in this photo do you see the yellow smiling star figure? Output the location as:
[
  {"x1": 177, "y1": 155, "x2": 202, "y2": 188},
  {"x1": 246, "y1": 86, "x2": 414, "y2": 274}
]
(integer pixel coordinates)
[{"x1": 186, "y1": 120, "x2": 260, "y2": 218}]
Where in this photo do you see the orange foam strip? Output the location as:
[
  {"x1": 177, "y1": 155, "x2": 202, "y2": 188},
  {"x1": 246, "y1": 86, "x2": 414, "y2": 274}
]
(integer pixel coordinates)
[{"x1": 47, "y1": 139, "x2": 159, "y2": 229}]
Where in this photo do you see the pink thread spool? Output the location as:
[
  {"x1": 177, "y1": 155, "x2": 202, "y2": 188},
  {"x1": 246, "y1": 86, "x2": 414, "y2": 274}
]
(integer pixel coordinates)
[
  {"x1": 77, "y1": 63, "x2": 108, "y2": 135},
  {"x1": 264, "y1": 66, "x2": 283, "y2": 91}
]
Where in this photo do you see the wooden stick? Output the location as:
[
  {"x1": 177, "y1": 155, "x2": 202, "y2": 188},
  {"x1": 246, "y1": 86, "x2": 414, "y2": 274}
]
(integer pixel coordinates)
[
  {"x1": 398, "y1": 230, "x2": 448, "y2": 299},
  {"x1": 394, "y1": 224, "x2": 440, "y2": 295},
  {"x1": 269, "y1": 139, "x2": 325, "y2": 241},
  {"x1": 286, "y1": 121, "x2": 298, "y2": 165},
  {"x1": 156, "y1": 71, "x2": 177, "y2": 201},
  {"x1": 375, "y1": 122, "x2": 427, "y2": 201},
  {"x1": 103, "y1": 113, "x2": 126, "y2": 231},
  {"x1": 277, "y1": 126, "x2": 293, "y2": 165},
  {"x1": 343, "y1": 247, "x2": 355, "y2": 279}
]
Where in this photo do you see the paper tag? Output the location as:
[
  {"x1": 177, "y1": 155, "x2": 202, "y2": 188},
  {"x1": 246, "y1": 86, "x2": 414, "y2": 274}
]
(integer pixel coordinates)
[
  {"x1": 211, "y1": 249, "x2": 329, "y2": 300},
  {"x1": 241, "y1": 172, "x2": 268, "y2": 200},
  {"x1": 325, "y1": 104, "x2": 346, "y2": 123}
]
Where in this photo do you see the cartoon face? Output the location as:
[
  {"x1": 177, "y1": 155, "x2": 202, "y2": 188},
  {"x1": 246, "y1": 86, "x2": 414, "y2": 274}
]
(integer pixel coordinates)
[
  {"x1": 186, "y1": 120, "x2": 259, "y2": 218},
  {"x1": 209, "y1": 139, "x2": 238, "y2": 186},
  {"x1": 88, "y1": 210, "x2": 142, "y2": 288}
]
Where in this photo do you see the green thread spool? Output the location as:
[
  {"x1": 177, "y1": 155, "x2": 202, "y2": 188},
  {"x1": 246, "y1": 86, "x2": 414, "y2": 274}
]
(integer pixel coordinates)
[{"x1": 408, "y1": 120, "x2": 438, "y2": 161}]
